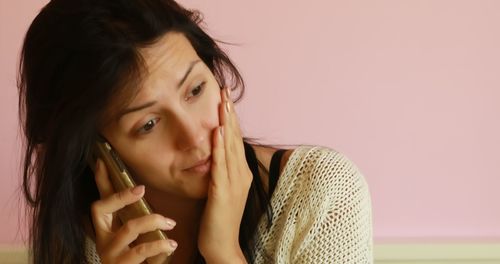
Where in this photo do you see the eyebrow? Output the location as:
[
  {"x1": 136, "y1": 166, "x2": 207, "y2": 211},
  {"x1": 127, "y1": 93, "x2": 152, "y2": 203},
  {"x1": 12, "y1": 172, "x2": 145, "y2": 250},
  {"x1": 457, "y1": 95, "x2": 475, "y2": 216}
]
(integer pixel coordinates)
[
  {"x1": 117, "y1": 60, "x2": 202, "y2": 119},
  {"x1": 177, "y1": 60, "x2": 201, "y2": 88}
]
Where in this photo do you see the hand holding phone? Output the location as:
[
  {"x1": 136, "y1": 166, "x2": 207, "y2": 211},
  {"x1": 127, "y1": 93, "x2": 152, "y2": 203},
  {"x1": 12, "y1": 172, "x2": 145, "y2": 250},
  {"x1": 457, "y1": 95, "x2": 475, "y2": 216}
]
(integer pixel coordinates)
[{"x1": 89, "y1": 138, "x2": 175, "y2": 263}]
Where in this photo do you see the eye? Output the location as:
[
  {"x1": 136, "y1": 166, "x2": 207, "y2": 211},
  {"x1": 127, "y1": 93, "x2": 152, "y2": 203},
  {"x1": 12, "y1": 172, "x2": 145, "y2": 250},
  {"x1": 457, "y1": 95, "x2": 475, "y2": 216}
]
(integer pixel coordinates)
[
  {"x1": 187, "y1": 82, "x2": 206, "y2": 99},
  {"x1": 137, "y1": 118, "x2": 160, "y2": 134}
]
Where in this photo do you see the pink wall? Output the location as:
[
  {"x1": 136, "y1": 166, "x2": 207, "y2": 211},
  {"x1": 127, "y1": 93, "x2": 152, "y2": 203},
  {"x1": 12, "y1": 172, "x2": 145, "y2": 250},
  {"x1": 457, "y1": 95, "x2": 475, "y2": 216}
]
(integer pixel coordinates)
[{"x1": 1, "y1": 0, "x2": 499, "y2": 245}]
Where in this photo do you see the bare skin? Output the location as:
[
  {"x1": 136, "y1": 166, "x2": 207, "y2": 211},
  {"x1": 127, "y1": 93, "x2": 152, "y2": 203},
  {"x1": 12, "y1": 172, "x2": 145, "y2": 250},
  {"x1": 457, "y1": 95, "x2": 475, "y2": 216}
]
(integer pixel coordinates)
[
  {"x1": 89, "y1": 145, "x2": 292, "y2": 263},
  {"x1": 140, "y1": 146, "x2": 293, "y2": 263},
  {"x1": 88, "y1": 31, "x2": 294, "y2": 263}
]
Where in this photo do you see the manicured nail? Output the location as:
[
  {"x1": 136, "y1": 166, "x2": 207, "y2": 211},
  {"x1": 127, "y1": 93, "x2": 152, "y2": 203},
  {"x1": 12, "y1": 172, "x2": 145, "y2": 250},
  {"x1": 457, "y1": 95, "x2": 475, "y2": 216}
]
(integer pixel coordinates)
[
  {"x1": 219, "y1": 126, "x2": 224, "y2": 138},
  {"x1": 169, "y1": 240, "x2": 178, "y2": 248},
  {"x1": 131, "y1": 185, "x2": 145, "y2": 195},
  {"x1": 164, "y1": 218, "x2": 176, "y2": 229},
  {"x1": 225, "y1": 101, "x2": 230, "y2": 113}
]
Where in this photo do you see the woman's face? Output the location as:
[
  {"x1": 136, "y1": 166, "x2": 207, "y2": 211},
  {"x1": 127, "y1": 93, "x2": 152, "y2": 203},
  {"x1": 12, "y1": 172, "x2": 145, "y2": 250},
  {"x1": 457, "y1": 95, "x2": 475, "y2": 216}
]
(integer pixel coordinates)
[{"x1": 101, "y1": 32, "x2": 221, "y2": 199}]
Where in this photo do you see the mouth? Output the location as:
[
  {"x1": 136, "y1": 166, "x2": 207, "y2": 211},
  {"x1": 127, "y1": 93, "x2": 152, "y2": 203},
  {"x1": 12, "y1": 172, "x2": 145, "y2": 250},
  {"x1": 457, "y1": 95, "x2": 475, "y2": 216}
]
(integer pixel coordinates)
[{"x1": 183, "y1": 155, "x2": 212, "y2": 173}]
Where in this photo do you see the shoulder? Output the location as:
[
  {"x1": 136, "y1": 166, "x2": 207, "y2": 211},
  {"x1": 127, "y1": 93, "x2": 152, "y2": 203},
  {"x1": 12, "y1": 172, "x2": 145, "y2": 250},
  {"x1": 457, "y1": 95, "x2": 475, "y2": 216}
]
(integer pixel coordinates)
[
  {"x1": 282, "y1": 145, "x2": 368, "y2": 193},
  {"x1": 255, "y1": 145, "x2": 373, "y2": 262},
  {"x1": 278, "y1": 145, "x2": 373, "y2": 262},
  {"x1": 84, "y1": 234, "x2": 101, "y2": 263},
  {"x1": 276, "y1": 145, "x2": 372, "y2": 225}
]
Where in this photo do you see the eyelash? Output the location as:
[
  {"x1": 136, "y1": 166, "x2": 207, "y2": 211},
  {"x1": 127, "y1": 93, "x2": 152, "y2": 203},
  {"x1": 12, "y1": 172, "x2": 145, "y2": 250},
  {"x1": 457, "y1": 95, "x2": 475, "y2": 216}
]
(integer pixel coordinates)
[
  {"x1": 137, "y1": 117, "x2": 160, "y2": 134},
  {"x1": 186, "y1": 81, "x2": 206, "y2": 99},
  {"x1": 136, "y1": 82, "x2": 206, "y2": 135}
]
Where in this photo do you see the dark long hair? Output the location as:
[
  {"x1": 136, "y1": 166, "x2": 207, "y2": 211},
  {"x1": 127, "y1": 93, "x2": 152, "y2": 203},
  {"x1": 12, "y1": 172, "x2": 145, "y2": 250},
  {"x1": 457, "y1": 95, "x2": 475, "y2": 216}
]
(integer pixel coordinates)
[{"x1": 18, "y1": 0, "x2": 273, "y2": 263}]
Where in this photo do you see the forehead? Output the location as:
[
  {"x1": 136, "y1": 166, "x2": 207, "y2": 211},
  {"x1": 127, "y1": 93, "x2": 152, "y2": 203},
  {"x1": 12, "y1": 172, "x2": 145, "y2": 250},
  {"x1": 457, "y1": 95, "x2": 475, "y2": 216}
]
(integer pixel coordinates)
[
  {"x1": 139, "y1": 32, "x2": 200, "y2": 80},
  {"x1": 101, "y1": 32, "x2": 201, "y2": 125}
]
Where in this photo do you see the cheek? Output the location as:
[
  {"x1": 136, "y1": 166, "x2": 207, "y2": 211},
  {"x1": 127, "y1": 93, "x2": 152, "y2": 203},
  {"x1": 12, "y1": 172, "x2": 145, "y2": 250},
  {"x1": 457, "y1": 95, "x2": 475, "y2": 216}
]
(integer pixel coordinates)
[
  {"x1": 107, "y1": 131, "x2": 176, "y2": 185},
  {"x1": 122, "y1": 145, "x2": 175, "y2": 180},
  {"x1": 124, "y1": 152, "x2": 181, "y2": 195},
  {"x1": 202, "y1": 86, "x2": 222, "y2": 128}
]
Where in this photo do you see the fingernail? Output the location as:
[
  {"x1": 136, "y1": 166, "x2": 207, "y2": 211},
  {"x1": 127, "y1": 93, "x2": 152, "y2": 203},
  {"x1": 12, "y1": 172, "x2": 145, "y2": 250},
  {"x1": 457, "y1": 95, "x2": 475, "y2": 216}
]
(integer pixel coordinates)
[
  {"x1": 225, "y1": 101, "x2": 230, "y2": 113},
  {"x1": 219, "y1": 126, "x2": 224, "y2": 138},
  {"x1": 165, "y1": 218, "x2": 176, "y2": 228},
  {"x1": 131, "y1": 185, "x2": 144, "y2": 195},
  {"x1": 169, "y1": 240, "x2": 178, "y2": 248}
]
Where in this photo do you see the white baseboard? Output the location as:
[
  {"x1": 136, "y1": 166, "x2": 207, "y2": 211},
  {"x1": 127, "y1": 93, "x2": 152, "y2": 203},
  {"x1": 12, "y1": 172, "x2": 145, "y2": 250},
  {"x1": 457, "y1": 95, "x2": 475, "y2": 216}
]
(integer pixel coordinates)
[
  {"x1": 0, "y1": 246, "x2": 28, "y2": 264},
  {"x1": 1, "y1": 243, "x2": 499, "y2": 263},
  {"x1": 375, "y1": 243, "x2": 500, "y2": 264}
]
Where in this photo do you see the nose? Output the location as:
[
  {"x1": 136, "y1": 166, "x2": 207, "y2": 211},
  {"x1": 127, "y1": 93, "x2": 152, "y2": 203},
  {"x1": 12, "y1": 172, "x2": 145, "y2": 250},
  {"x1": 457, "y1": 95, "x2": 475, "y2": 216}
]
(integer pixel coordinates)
[{"x1": 174, "y1": 115, "x2": 206, "y2": 151}]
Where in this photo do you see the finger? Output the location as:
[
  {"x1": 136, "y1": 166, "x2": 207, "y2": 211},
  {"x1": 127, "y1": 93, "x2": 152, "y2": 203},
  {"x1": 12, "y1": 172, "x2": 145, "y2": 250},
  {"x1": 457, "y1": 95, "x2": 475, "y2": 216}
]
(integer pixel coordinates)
[
  {"x1": 211, "y1": 126, "x2": 229, "y2": 184},
  {"x1": 118, "y1": 239, "x2": 177, "y2": 263},
  {"x1": 222, "y1": 87, "x2": 242, "y2": 138},
  {"x1": 94, "y1": 159, "x2": 115, "y2": 198},
  {"x1": 221, "y1": 88, "x2": 245, "y2": 159},
  {"x1": 108, "y1": 214, "x2": 176, "y2": 257},
  {"x1": 220, "y1": 87, "x2": 237, "y2": 159},
  {"x1": 219, "y1": 88, "x2": 229, "y2": 127},
  {"x1": 91, "y1": 185, "x2": 145, "y2": 242},
  {"x1": 220, "y1": 88, "x2": 246, "y2": 180},
  {"x1": 92, "y1": 185, "x2": 145, "y2": 217}
]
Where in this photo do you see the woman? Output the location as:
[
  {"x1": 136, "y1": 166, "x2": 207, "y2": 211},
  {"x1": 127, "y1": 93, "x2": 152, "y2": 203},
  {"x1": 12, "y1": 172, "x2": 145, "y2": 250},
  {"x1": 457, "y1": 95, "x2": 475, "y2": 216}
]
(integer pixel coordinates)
[{"x1": 18, "y1": 0, "x2": 373, "y2": 263}]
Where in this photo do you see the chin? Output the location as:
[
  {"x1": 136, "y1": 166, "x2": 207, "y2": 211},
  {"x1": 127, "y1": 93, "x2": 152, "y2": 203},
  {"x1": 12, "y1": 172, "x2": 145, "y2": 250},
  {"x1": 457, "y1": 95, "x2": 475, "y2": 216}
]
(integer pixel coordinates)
[
  {"x1": 184, "y1": 174, "x2": 210, "y2": 199},
  {"x1": 189, "y1": 190, "x2": 209, "y2": 199}
]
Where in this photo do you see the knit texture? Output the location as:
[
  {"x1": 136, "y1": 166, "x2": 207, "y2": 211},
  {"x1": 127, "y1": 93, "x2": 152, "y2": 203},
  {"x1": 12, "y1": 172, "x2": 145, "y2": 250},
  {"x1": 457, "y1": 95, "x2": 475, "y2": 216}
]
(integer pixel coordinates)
[
  {"x1": 252, "y1": 145, "x2": 373, "y2": 263},
  {"x1": 85, "y1": 145, "x2": 373, "y2": 263}
]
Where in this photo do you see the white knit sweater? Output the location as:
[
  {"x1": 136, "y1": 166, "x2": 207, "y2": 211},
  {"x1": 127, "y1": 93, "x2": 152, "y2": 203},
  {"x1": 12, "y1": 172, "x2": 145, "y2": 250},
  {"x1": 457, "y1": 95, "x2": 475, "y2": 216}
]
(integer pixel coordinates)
[
  {"x1": 85, "y1": 145, "x2": 373, "y2": 263},
  {"x1": 251, "y1": 145, "x2": 373, "y2": 263}
]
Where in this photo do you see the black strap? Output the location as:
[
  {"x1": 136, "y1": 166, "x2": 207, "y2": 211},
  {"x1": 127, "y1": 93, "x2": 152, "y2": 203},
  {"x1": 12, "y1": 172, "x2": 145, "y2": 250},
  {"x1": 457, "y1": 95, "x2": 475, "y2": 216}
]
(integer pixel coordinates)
[
  {"x1": 243, "y1": 141, "x2": 261, "y2": 183},
  {"x1": 269, "y1": 149, "x2": 286, "y2": 197}
]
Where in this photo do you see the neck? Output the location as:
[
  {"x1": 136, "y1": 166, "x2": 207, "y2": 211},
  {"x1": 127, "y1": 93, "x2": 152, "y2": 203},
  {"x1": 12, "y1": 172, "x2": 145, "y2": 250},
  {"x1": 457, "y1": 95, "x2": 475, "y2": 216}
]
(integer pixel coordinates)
[
  {"x1": 145, "y1": 188, "x2": 206, "y2": 263},
  {"x1": 144, "y1": 188, "x2": 206, "y2": 251}
]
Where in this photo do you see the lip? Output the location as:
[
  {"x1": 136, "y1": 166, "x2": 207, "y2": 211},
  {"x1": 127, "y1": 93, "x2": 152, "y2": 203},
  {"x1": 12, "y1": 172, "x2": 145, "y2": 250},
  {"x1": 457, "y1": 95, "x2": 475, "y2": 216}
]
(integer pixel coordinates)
[{"x1": 184, "y1": 155, "x2": 212, "y2": 173}]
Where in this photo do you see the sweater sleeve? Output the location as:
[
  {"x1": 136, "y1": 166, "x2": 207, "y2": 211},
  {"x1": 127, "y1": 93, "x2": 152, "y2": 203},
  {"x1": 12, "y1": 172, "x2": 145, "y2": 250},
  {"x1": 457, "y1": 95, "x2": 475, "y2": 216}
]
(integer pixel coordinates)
[
  {"x1": 291, "y1": 147, "x2": 373, "y2": 263},
  {"x1": 85, "y1": 235, "x2": 101, "y2": 263}
]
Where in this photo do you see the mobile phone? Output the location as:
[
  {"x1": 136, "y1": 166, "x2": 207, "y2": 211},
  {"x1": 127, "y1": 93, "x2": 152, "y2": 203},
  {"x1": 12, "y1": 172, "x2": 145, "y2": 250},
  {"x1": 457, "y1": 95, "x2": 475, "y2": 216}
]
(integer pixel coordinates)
[{"x1": 90, "y1": 136, "x2": 171, "y2": 263}]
